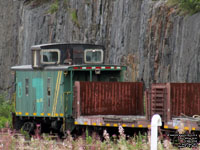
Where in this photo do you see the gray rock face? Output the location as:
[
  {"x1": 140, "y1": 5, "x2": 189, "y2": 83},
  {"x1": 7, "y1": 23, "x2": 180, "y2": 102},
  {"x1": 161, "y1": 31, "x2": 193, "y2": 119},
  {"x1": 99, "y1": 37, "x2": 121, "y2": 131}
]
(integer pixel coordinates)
[
  {"x1": 0, "y1": 0, "x2": 21, "y2": 95},
  {"x1": 0, "y1": 0, "x2": 200, "y2": 96},
  {"x1": 139, "y1": 1, "x2": 200, "y2": 88}
]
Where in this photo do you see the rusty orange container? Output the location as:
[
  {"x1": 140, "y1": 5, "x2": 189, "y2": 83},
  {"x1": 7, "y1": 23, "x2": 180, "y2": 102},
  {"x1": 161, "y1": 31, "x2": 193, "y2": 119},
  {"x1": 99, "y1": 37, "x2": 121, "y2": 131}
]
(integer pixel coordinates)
[
  {"x1": 146, "y1": 83, "x2": 200, "y2": 121},
  {"x1": 170, "y1": 83, "x2": 200, "y2": 117},
  {"x1": 73, "y1": 81, "x2": 144, "y2": 117}
]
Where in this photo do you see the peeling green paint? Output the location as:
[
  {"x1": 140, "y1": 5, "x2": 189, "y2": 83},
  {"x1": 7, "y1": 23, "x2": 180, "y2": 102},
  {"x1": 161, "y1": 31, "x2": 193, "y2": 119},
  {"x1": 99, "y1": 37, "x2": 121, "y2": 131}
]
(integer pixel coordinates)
[
  {"x1": 32, "y1": 78, "x2": 44, "y2": 115},
  {"x1": 17, "y1": 82, "x2": 22, "y2": 98}
]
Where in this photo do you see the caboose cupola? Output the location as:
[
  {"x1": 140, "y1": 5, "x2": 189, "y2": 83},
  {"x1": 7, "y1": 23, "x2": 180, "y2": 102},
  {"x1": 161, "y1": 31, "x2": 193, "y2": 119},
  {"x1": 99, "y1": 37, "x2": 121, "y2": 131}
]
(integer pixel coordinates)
[{"x1": 31, "y1": 43, "x2": 105, "y2": 69}]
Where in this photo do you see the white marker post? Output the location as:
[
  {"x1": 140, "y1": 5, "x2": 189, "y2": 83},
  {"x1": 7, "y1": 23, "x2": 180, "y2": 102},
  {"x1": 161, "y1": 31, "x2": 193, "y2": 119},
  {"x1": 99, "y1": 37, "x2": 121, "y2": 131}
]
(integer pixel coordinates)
[{"x1": 151, "y1": 114, "x2": 162, "y2": 150}]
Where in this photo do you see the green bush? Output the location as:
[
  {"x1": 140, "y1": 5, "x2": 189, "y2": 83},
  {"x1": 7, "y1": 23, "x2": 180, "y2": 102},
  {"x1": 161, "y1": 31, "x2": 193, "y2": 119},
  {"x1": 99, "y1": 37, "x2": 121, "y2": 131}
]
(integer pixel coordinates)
[
  {"x1": 0, "y1": 93, "x2": 14, "y2": 129},
  {"x1": 179, "y1": 0, "x2": 200, "y2": 14},
  {"x1": 48, "y1": 0, "x2": 59, "y2": 14},
  {"x1": 71, "y1": 9, "x2": 80, "y2": 28},
  {"x1": 168, "y1": 0, "x2": 200, "y2": 15}
]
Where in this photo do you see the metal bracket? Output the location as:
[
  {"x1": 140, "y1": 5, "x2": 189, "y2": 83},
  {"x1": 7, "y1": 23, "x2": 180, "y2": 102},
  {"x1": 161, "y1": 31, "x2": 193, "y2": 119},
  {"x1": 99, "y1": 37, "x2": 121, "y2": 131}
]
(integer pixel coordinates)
[
  {"x1": 64, "y1": 91, "x2": 71, "y2": 95},
  {"x1": 64, "y1": 71, "x2": 68, "y2": 77}
]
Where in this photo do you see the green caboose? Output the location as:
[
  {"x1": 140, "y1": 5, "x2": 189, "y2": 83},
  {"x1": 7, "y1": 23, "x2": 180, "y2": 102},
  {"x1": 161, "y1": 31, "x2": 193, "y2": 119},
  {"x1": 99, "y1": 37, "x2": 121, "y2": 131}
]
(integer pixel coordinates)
[{"x1": 12, "y1": 43, "x2": 127, "y2": 134}]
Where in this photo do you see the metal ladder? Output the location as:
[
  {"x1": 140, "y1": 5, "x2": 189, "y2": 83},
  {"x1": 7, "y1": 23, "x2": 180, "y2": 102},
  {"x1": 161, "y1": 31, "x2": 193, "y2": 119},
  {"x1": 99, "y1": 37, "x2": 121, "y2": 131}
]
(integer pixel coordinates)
[{"x1": 150, "y1": 85, "x2": 167, "y2": 121}]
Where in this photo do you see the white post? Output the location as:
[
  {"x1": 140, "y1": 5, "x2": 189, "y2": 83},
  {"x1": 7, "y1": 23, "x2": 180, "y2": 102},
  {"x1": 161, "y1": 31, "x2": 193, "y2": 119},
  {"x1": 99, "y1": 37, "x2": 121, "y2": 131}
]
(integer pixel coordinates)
[{"x1": 151, "y1": 114, "x2": 162, "y2": 150}]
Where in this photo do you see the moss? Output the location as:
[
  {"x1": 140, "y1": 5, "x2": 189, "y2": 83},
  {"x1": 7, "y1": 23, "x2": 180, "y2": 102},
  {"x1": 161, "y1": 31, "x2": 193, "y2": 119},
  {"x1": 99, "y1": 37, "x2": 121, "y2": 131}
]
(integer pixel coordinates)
[
  {"x1": 48, "y1": 0, "x2": 59, "y2": 14},
  {"x1": 25, "y1": 0, "x2": 50, "y2": 8},
  {"x1": 84, "y1": 0, "x2": 91, "y2": 5},
  {"x1": 63, "y1": 0, "x2": 70, "y2": 11},
  {"x1": 70, "y1": 9, "x2": 80, "y2": 28}
]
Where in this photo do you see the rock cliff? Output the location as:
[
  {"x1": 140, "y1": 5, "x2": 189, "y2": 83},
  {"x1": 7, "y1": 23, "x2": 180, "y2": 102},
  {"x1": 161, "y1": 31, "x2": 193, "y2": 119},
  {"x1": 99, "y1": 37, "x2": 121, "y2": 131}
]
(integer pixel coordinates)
[{"x1": 0, "y1": 0, "x2": 200, "y2": 96}]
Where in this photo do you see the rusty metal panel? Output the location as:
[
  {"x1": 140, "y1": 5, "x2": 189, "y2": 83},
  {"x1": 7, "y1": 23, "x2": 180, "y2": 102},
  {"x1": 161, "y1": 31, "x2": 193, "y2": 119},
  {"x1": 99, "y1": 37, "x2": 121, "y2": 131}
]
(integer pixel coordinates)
[
  {"x1": 145, "y1": 90, "x2": 151, "y2": 120},
  {"x1": 170, "y1": 83, "x2": 200, "y2": 117},
  {"x1": 74, "y1": 81, "x2": 144, "y2": 116},
  {"x1": 146, "y1": 83, "x2": 200, "y2": 122},
  {"x1": 145, "y1": 84, "x2": 168, "y2": 121}
]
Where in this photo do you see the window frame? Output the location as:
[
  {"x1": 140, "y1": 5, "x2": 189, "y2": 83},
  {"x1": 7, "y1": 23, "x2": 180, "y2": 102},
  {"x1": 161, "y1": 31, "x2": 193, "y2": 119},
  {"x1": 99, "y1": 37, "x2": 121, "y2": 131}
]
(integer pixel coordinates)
[
  {"x1": 33, "y1": 50, "x2": 38, "y2": 67},
  {"x1": 40, "y1": 49, "x2": 61, "y2": 65},
  {"x1": 84, "y1": 49, "x2": 104, "y2": 64}
]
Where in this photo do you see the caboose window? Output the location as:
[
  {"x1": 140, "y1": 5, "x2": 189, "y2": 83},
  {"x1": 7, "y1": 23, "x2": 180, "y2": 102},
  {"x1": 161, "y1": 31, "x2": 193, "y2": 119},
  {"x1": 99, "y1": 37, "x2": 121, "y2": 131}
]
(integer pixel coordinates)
[
  {"x1": 84, "y1": 49, "x2": 103, "y2": 64},
  {"x1": 41, "y1": 49, "x2": 60, "y2": 64}
]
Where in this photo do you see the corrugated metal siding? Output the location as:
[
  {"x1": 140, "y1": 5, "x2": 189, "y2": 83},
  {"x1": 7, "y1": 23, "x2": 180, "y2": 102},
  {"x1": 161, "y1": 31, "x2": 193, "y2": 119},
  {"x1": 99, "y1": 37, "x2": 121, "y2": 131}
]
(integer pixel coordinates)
[
  {"x1": 146, "y1": 83, "x2": 200, "y2": 121},
  {"x1": 15, "y1": 70, "x2": 64, "y2": 117},
  {"x1": 170, "y1": 83, "x2": 200, "y2": 117},
  {"x1": 77, "y1": 82, "x2": 144, "y2": 115}
]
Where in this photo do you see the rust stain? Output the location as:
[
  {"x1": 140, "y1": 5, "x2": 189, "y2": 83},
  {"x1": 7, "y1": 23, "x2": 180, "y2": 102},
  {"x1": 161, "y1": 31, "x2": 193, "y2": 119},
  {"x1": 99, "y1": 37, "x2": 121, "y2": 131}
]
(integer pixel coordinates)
[
  {"x1": 146, "y1": 5, "x2": 174, "y2": 81},
  {"x1": 121, "y1": 54, "x2": 138, "y2": 82}
]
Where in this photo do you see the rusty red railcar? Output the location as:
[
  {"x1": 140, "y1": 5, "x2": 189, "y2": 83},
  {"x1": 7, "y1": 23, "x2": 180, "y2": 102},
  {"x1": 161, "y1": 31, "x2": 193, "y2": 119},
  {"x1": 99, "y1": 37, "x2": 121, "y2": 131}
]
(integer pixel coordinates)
[
  {"x1": 73, "y1": 81, "x2": 144, "y2": 116},
  {"x1": 146, "y1": 83, "x2": 200, "y2": 131},
  {"x1": 170, "y1": 83, "x2": 200, "y2": 117},
  {"x1": 146, "y1": 83, "x2": 200, "y2": 121}
]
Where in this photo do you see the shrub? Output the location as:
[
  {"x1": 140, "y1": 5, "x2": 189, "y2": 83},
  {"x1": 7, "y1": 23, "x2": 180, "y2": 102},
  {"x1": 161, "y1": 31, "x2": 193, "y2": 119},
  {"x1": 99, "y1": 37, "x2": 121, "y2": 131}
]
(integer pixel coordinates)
[
  {"x1": 71, "y1": 9, "x2": 80, "y2": 28},
  {"x1": 0, "y1": 93, "x2": 14, "y2": 129},
  {"x1": 168, "y1": 0, "x2": 200, "y2": 15},
  {"x1": 48, "y1": 0, "x2": 59, "y2": 14},
  {"x1": 179, "y1": 0, "x2": 200, "y2": 14}
]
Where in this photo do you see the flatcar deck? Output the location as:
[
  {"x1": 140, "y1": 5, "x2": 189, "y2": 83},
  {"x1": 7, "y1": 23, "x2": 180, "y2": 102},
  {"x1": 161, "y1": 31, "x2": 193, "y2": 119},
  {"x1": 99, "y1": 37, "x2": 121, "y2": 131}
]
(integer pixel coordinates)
[{"x1": 74, "y1": 115, "x2": 150, "y2": 129}]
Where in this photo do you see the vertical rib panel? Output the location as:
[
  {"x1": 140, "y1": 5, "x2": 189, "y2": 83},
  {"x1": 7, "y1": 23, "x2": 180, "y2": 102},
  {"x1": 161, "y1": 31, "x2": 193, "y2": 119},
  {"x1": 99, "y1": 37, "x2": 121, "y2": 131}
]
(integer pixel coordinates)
[
  {"x1": 77, "y1": 82, "x2": 144, "y2": 115},
  {"x1": 170, "y1": 83, "x2": 200, "y2": 117}
]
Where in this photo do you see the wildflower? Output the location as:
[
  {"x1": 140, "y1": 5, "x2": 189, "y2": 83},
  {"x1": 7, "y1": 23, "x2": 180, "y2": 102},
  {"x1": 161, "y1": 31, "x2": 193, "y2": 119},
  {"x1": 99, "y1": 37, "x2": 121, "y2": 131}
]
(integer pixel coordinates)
[
  {"x1": 103, "y1": 130, "x2": 110, "y2": 142},
  {"x1": 118, "y1": 125, "x2": 125, "y2": 139},
  {"x1": 78, "y1": 146, "x2": 84, "y2": 150},
  {"x1": 112, "y1": 134, "x2": 117, "y2": 139},
  {"x1": 163, "y1": 139, "x2": 172, "y2": 150},
  {"x1": 112, "y1": 134, "x2": 117, "y2": 143},
  {"x1": 147, "y1": 131, "x2": 151, "y2": 145},
  {"x1": 142, "y1": 138, "x2": 146, "y2": 143}
]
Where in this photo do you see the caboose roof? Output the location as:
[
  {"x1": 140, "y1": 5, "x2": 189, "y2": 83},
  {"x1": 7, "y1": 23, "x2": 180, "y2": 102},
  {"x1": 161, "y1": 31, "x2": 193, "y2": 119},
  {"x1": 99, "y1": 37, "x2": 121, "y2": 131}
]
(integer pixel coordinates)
[
  {"x1": 11, "y1": 64, "x2": 126, "y2": 71},
  {"x1": 11, "y1": 65, "x2": 72, "y2": 70},
  {"x1": 31, "y1": 43, "x2": 105, "y2": 50},
  {"x1": 11, "y1": 65, "x2": 33, "y2": 70},
  {"x1": 11, "y1": 64, "x2": 126, "y2": 70}
]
